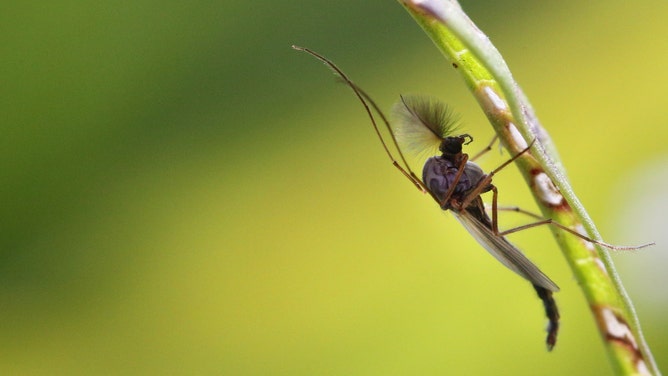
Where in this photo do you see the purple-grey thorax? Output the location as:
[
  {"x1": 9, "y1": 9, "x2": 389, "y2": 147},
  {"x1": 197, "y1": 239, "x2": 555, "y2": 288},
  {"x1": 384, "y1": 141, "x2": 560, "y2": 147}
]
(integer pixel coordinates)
[{"x1": 422, "y1": 157, "x2": 489, "y2": 210}]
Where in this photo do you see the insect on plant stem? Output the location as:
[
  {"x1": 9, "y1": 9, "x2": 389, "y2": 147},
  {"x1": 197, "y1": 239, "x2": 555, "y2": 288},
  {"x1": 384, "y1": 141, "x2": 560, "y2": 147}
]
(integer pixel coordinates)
[{"x1": 292, "y1": 45, "x2": 653, "y2": 351}]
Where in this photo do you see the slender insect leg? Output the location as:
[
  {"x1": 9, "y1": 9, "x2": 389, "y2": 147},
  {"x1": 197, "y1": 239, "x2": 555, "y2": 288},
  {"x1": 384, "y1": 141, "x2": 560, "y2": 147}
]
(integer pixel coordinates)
[
  {"x1": 488, "y1": 187, "x2": 560, "y2": 349},
  {"x1": 494, "y1": 205, "x2": 544, "y2": 220},
  {"x1": 460, "y1": 139, "x2": 536, "y2": 210},
  {"x1": 356, "y1": 88, "x2": 427, "y2": 192},
  {"x1": 492, "y1": 185, "x2": 560, "y2": 349},
  {"x1": 488, "y1": 202, "x2": 654, "y2": 251},
  {"x1": 466, "y1": 135, "x2": 652, "y2": 250},
  {"x1": 437, "y1": 154, "x2": 470, "y2": 209},
  {"x1": 533, "y1": 284, "x2": 560, "y2": 351},
  {"x1": 293, "y1": 46, "x2": 427, "y2": 194},
  {"x1": 462, "y1": 134, "x2": 654, "y2": 250},
  {"x1": 470, "y1": 134, "x2": 499, "y2": 162},
  {"x1": 490, "y1": 185, "x2": 500, "y2": 234}
]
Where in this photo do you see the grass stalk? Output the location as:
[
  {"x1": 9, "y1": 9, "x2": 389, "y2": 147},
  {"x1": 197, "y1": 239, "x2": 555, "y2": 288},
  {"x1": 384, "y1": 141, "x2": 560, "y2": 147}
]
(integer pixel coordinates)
[{"x1": 398, "y1": 0, "x2": 659, "y2": 374}]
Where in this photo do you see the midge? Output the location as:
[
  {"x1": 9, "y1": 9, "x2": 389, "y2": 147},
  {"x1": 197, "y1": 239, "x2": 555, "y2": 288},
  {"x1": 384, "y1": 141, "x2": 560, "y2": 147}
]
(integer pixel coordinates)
[{"x1": 292, "y1": 45, "x2": 652, "y2": 350}]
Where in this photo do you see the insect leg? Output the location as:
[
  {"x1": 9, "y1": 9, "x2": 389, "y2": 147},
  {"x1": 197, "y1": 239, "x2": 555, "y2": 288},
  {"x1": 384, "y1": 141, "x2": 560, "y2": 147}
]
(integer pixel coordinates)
[
  {"x1": 487, "y1": 202, "x2": 654, "y2": 251},
  {"x1": 436, "y1": 153, "x2": 470, "y2": 209},
  {"x1": 469, "y1": 134, "x2": 498, "y2": 162},
  {"x1": 495, "y1": 215, "x2": 654, "y2": 251},
  {"x1": 460, "y1": 139, "x2": 536, "y2": 210},
  {"x1": 293, "y1": 45, "x2": 426, "y2": 193}
]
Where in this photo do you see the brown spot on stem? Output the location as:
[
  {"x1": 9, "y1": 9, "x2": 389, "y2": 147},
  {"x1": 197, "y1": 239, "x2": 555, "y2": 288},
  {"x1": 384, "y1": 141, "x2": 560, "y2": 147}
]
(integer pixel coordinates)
[
  {"x1": 528, "y1": 170, "x2": 572, "y2": 211},
  {"x1": 592, "y1": 306, "x2": 648, "y2": 374}
]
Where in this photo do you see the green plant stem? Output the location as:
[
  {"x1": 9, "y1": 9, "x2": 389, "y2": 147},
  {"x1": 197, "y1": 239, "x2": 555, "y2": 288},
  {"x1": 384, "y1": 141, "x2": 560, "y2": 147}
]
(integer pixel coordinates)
[{"x1": 398, "y1": 0, "x2": 659, "y2": 374}]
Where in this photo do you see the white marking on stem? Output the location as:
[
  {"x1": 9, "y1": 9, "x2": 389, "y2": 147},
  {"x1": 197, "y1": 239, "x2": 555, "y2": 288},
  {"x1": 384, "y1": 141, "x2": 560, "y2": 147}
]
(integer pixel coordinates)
[
  {"x1": 410, "y1": 0, "x2": 451, "y2": 15},
  {"x1": 636, "y1": 360, "x2": 651, "y2": 375},
  {"x1": 601, "y1": 308, "x2": 638, "y2": 349},
  {"x1": 507, "y1": 123, "x2": 528, "y2": 149},
  {"x1": 482, "y1": 86, "x2": 507, "y2": 111},
  {"x1": 534, "y1": 172, "x2": 562, "y2": 206}
]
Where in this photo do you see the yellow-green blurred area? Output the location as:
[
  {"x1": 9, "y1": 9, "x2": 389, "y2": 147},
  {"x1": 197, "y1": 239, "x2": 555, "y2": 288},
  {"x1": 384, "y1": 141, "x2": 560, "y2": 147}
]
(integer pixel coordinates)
[{"x1": 2, "y1": 0, "x2": 667, "y2": 374}]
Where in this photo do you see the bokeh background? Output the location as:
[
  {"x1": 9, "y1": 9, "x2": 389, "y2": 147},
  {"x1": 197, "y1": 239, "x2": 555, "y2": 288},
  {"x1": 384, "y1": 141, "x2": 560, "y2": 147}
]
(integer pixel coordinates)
[{"x1": 1, "y1": 1, "x2": 667, "y2": 375}]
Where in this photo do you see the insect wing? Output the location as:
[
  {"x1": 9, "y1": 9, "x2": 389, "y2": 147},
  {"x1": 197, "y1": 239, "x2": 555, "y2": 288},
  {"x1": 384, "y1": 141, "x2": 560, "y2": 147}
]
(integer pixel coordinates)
[{"x1": 453, "y1": 210, "x2": 559, "y2": 292}]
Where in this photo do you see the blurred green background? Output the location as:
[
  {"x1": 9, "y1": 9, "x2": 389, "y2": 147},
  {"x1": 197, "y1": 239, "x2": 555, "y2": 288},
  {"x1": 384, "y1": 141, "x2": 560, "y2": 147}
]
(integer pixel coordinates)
[{"x1": 1, "y1": 1, "x2": 667, "y2": 375}]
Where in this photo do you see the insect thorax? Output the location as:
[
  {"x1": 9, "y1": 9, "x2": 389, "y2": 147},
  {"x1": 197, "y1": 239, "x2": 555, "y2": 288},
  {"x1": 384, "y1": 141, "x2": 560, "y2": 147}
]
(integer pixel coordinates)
[{"x1": 422, "y1": 156, "x2": 486, "y2": 203}]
